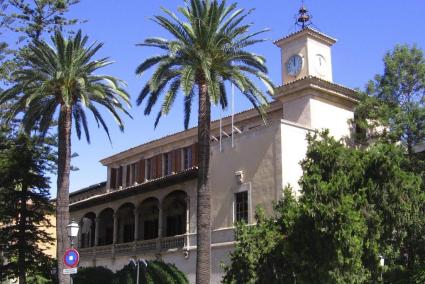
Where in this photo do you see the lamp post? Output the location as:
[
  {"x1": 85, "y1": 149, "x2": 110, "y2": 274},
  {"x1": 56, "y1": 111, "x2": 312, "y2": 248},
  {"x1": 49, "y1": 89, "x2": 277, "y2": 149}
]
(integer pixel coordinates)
[
  {"x1": 67, "y1": 221, "x2": 79, "y2": 284},
  {"x1": 379, "y1": 255, "x2": 385, "y2": 283},
  {"x1": 130, "y1": 258, "x2": 147, "y2": 284},
  {"x1": 67, "y1": 220, "x2": 79, "y2": 248}
]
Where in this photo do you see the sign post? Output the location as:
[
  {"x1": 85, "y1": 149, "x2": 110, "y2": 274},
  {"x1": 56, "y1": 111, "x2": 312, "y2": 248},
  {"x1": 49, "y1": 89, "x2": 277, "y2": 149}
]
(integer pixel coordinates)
[{"x1": 63, "y1": 248, "x2": 79, "y2": 283}]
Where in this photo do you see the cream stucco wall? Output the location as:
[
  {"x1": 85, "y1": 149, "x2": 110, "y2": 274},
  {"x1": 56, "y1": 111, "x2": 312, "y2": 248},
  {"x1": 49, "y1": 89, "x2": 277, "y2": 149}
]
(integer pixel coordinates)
[
  {"x1": 309, "y1": 96, "x2": 354, "y2": 140},
  {"x1": 278, "y1": 37, "x2": 309, "y2": 84},
  {"x1": 209, "y1": 116, "x2": 282, "y2": 229},
  {"x1": 280, "y1": 120, "x2": 312, "y2": 195},
  {"x1": 305, "y1": 37, "x2": 334, "y2": 81}
]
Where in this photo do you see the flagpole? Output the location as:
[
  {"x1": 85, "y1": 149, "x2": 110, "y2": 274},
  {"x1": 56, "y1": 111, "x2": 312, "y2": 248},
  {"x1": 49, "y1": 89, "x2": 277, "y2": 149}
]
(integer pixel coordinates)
[{"x1": 231, "y1": 83, "x2": 235, "y2": 148}]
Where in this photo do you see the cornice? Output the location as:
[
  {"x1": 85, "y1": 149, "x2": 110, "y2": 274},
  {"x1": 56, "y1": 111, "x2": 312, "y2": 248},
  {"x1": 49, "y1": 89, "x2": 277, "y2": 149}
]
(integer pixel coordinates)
[
  {"x1": 274, "y1": 76, "x2": 359, "y2": 108},
  {"x1": 274, "y1": 27, "x2": 337, "y2": 47},
  {"x1": 69, "y1": 167, "x2": 198, "y2": 211},
  {"x1": 99, "y1": 101, "x2": 282, "y2": 166}
]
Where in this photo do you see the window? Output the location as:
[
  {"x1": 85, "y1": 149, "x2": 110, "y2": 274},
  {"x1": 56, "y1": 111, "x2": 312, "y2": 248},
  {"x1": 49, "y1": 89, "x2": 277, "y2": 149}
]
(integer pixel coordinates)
[
  {"x1": 146, "y1": 158, "x2": 156, "y2": 180},
  {"x1": 183, "y1": 147, "x2": 192, "y2": 169},
  {"x1": 164, "y1": 152, "x2": 173, "y2": 176},
  {"x1": 131, "y1": 163, "x2": 137, "y2": 184},
  {"x1": 111, "y1": 166, "x2": 123, "y2": 189},
  {"x1": 144, "y1": 219, "x2": 158, "y2": 240},
  {"x1": 126, "y1": 165, "x2": 131, "y2": 187},
  {"x1": 118, "y1": 166, "x2": 123, "y2": 188},
  {"x1": 125, "y1": 163, "x2": 138, "y2": 186},
  {"x1": 235, "y1": 191, "x2": 248, "y2": 223},
  {"x1": 163, "y1": 191, "x2": 187, "y2": 237},
  {"x1": 123, "y1": 224, "x2": 134, "y2": 243},
  {"x1": 110, "y1": 168, "x2": 117, "y2": 189},
  {"x1": 166, "y1": 215, "x2": 184, "y2": 236}
]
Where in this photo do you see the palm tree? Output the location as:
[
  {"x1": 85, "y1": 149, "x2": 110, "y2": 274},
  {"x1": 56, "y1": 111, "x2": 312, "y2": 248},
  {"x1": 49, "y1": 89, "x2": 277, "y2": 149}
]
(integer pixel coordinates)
[
  {"x1": 0, "y1": 30, "x2": 131, "y2": 284},
  {"x1": 135, "y1": 0, "x2": 274, "y2": 282}
]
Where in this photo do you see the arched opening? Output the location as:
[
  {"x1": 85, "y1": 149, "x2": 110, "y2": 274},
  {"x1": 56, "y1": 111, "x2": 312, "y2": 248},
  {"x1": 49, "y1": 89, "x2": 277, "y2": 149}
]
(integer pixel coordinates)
[
  {"x1": 98, "y1": 208, "x2": 114, "y2": 246},
  {"x1": 79, "y1": 212, "x2": 96, "y2": 248},
  {"x1": 138, "y1": 198, "x2": 159, "y2": 240},
  {"x1": 163, "y1": 191, "x2": 187, "y2": 237},
  {"x1": 116, "y1": 203, "x2": 135, "y2": 243}
]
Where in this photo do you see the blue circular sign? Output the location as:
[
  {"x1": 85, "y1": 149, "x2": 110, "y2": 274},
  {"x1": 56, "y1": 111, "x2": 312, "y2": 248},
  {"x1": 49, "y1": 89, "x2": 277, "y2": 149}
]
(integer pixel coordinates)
[{"x1": 63, "y1": 249, "x2": 79, "y2": 268}]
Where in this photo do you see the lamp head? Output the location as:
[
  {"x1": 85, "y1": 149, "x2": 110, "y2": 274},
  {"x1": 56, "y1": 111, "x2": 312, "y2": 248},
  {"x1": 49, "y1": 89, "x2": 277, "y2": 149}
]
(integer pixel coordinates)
[{"x1": 67, "y1": 220, "x2": 79, "y2": 238}]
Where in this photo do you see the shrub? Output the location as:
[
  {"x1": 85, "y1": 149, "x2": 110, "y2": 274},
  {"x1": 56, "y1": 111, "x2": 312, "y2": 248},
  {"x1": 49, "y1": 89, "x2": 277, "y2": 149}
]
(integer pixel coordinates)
[
  {"x1": 112, "y1": 260, "x2": 188, "y2": 284},
  {"x1": 73, "y1": 266, "x2": 114, "y2": 284}
]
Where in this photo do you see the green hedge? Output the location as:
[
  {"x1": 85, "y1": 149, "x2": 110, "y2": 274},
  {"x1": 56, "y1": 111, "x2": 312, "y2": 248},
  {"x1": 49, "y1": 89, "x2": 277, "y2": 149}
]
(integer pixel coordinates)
[{"x1": 74, "y1": 261, "x2": 188, "y2": 284}]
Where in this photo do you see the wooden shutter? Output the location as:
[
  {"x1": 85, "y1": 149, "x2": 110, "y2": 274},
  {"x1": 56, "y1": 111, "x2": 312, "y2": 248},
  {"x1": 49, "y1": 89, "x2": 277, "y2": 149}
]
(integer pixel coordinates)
[
  {"x1": 117, "y1": 166, "x2": 123, "y2": 187},
  {"x1": 137, "y1": 159, "x2": 145, "y2": 183},
  {"x1": 156, "y1": 155, "x2": 162, "y2": 178},
  {"x1": 173, "y1": 149, "x2": 181, "y2": 173},
  {"x1": 110, "y1": 168, "x2": 117, "y2": 189},
  {"x1": 150, "y1": 158, "x2": 156, "y2": 179},
  {"x1": 126, "y1": 165, "x2": 131, "y2": 187},
  {"x1": 192, "y1": 143, "x2": 199, "y2": 167},
  {"x1": 131, "y1": 163, "x2": 136, "y2": 184}
]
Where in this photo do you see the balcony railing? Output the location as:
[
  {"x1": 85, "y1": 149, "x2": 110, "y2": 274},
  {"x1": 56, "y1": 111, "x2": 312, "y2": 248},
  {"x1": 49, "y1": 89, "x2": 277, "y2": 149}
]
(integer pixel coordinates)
[{"x1": 78, "y1": 235, "x2": 186, "y2": 259}]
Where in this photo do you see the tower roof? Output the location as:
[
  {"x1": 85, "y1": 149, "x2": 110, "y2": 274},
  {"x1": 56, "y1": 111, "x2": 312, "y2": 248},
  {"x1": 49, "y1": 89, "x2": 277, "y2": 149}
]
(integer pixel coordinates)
[{"x1": 274, "y1": 27, "x2": 337, "y2": 47}]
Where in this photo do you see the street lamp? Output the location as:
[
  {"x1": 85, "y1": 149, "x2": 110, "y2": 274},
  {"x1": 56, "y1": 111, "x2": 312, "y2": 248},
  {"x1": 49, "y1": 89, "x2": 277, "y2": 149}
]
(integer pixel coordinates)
[
  {"x1": 129, "y1": 258, "x2": 147, "y2": 284},
  {"x1": 379, "y1": 255, "x2": 385, "y2": 283},
  {"x1": 67, "y1": 220, "x2": 79, "y2": 248},
  {"x1": 66, "y1": 221, "x2": 80, "y2": 284}
]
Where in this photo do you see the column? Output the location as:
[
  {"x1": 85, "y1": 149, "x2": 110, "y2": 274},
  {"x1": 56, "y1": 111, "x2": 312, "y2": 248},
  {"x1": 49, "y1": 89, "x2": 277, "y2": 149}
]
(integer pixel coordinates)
[
  {"x1": 157, "y1": 200, "x2": 163, "y2": 251},
  {"x1": 185, "y1": 196, "x2": 190, "y2": 248},
  {"x1": 158, "y1": 200, "x2": 163, "y2": 238},
  {"x1": 134, "y1": 208, "x2": 139, "y2": 241},
  {"x1": 113, "y1": 213, "x2": 118, "y2": 244},
  {"x1": 94, "y1": 217, "x2": 100, "y2": 246}
]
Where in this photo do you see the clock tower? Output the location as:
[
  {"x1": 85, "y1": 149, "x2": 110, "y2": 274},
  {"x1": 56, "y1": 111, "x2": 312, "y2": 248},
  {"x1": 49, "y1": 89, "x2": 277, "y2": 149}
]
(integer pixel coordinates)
[
  {"x1": 273, "y1": 5, "x2": 358, "y2": 140},
  {"x1": 274, "y1": 27, "x2": 336, "y2": 84}
]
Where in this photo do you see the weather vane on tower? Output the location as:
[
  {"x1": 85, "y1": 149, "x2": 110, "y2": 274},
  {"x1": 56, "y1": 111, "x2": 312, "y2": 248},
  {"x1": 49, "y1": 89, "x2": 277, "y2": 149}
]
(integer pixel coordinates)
[{"x1": 296, "y1": 0, "x2": 313, "y2": 29}]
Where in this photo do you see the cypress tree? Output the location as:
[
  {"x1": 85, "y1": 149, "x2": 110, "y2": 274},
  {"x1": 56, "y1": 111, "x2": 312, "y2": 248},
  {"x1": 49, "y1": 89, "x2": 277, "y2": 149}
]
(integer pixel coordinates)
[{"x1": 0, "y1": 128, "x2": 55, "y2": 284}]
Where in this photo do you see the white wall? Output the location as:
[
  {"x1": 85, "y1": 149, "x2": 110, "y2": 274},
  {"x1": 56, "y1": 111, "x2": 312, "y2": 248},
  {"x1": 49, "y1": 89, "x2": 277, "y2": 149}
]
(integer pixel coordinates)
[{"x1": 280, "y1": 120, "x2": 312, "y2": 195}]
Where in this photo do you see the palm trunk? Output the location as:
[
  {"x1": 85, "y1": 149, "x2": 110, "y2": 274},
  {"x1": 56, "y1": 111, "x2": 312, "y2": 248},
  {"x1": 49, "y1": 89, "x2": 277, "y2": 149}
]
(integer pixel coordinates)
[
  {"x1": 57, "y1": 105, "x2": 72, "y2": 284},
  {"x1": 196, "y1": 81, "x2": 211, "y2": 284},
  {"x1": 18, "y1": 185, "x2": 27, "y2": 284}
]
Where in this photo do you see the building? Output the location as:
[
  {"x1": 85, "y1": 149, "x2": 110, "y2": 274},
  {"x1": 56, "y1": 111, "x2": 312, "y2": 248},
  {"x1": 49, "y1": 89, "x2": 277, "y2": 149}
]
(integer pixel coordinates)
[{"x1": 69, "y1": 27, "x2": 358, "y2": 283}]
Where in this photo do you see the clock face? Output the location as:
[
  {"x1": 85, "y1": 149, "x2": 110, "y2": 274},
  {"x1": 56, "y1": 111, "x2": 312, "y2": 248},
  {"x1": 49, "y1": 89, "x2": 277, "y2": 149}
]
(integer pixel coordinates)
[
  {"x1": 315, "y1": 54, "x2": 327, "y2": 76},
  {"x1": 286, "y1": 54, "x2": 303, "y2": 76}
]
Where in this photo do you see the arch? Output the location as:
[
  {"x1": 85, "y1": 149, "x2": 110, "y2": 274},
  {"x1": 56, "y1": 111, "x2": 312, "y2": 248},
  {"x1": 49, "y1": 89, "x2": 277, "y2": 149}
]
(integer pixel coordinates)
[
  {"x1": 163, "y1": 191, "x2": 187, "y2": 237},
  {"x1": 138, "y1": 197, "x2": 159, "y2": 240},
  {"x1": 98, "y1": 208, "x2": 114, "y2": 246},
  {"x1": 79, "y1": 212, "x2": 96, "y2": 248},
  {"x1": 116, "y1": 203, "x2": 135, "y2": 243}
]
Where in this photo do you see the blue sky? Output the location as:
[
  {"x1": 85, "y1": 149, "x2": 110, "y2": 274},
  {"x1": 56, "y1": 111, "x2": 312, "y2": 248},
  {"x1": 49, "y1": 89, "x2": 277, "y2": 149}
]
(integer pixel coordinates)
[{"x1": 44, "y1": 0, "x2": 425, "y2": 196}]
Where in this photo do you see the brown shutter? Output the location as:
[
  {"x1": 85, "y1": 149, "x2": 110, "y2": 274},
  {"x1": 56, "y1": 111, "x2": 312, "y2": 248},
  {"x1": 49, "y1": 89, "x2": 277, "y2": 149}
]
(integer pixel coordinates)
[
  {"x1": 172, "y1": 151, "x2": 177, "y2": 173},
  {"x1": 175, "y1": 149, "x2": 181, "y2": 172},
  {"x1": 156, "y1": 155, "x2": 162, "y2": 178},
  {"x1": 131, "y1": 163, "x2": 136, "y2": 184},
  {"x1": 137, "y1": 159, "x2": 145, "y2": 183},
  {"x1": 118, "y1": 166, "x2": 123, "y2": 187},
  {"x1": 126, "y1": 165, "x2": 131, "y2": 187},
  {"x1": 110, "y1": 168, "x2": 117, "y2": 189},
  {"x1": 192, "y1": 143, "x2": 199, "y2": 167},
  {"x1": 150, "y1": 158, "x2": 156, "y2": 179}
]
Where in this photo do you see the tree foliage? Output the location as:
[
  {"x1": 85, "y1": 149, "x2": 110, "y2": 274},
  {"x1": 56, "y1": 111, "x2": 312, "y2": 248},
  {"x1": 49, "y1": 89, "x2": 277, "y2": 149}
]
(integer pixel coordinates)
[
  {"x1": 0, "y1": 29, "x2": 131, "y2": 284},
  {"x1": 0, "y1": 126, "x2": 56, "y2": 284},
  {"x1": 0, "y1": 0, "x2": 83, "y2": 84},
  {"x1": 355, "y1": 45, "x2": 425, "y2": 158},
  {"x1": 223, "y1": 131, "x2": 425, "y2": 284},
  {"x1": 74, "y1": 261, "x2": 189, "y2": 284},
  {"x1": 73, "y1": 266, "x2": 114, "y2": 284},
  {"x1": 136, "y1": 0, "x2": 274, "y2": 129},
  {"x1": 0, "y1": 0, "x2": 82, "y2": 40}
]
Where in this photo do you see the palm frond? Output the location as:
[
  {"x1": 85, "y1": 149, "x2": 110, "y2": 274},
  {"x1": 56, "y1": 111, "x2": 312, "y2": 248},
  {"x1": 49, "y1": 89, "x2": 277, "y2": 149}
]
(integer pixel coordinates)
[{"x1": 136, "y1": 0, "x2": 273, "y2": 128}]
